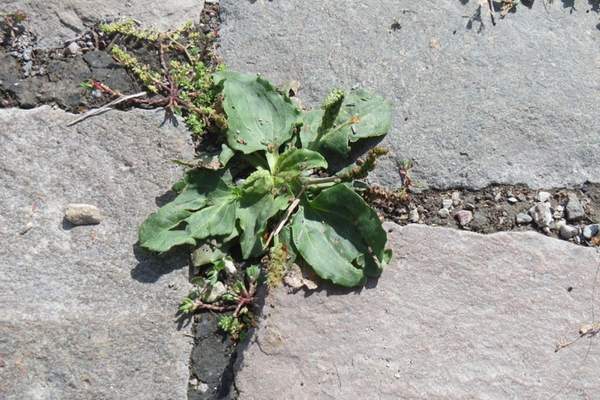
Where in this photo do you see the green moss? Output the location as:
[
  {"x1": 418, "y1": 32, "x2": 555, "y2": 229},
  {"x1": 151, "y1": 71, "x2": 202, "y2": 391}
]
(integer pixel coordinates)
[
  {"x1": 110, "y1": 45, "x2": 161, "y2": 93},
  {"x1": 99, "y1": 19, "x2": 159, "y2": 41},
  {"x1": 102, "y1": 21, "x2": 224, "y2": 135},
  {"x1": 266, "y1": 243, "x2": 288, "y2": 288}
]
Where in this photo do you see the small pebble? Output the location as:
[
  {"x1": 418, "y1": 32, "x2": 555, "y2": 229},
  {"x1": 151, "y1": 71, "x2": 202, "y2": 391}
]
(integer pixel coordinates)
[
  {"x1": 451, "y1": 191, "x2": 461, "y2": 207},
  {"x1": 516, "y1": 213, "x2": 533, "y2": 225},
  {"x1": 64, "y1": 203, "x2": 102, "y2": 225},
  {"x1": 529, "y1": 203, "x2": 553, "y2": 228},
  {"x1": 583, "y1": 224, "x2": 600, "y2": 240},
  {"x1": 437, "y1": 208, "x2": 450, "y2": 219},
  {"x1": 536, "y1": 191, "x2": 551, "y2": 203},
  {"x1": 409, "y1": 208, "x2": 420, "y2": 223},
  {"x1": 507, "y1": 197, "x2": 518, "y2": 204},
  {"x1": 463, "y1": 203, "x2": 475, "y2": 211},
  {"x1": 565, "y1": 193, "x2": 585, "y2": 221},
  {"x1": 65, "y1": 42, "x2": 82, "y2": 56},
  {"x1": 559, "y1": 224, "x2": 579, "y2": 240},
  {"x1": 442, "y1": 199, "x2": 453, "y2": 210},
  {"x1": 454, "y1": 210, "x2": 473, "y2": 227}
]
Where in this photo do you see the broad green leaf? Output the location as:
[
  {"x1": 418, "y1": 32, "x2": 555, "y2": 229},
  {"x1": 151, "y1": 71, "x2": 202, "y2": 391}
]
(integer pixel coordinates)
[
  {"x1": 185, "y1": 198, "x2": 238, "y2": 240},
  {"x1": 299, "y1": 109, "x2": 324, "y2": 148},
  {"x1": 218, "y1": 144, "x2": 235, "y2": 166},
  {"x1": 291, "y1": 184, "x2": 390, "y2": 287},
  {"x1": 237, "y1": 190, "x2": 290, "y2": 259},
  {"x1": 138, "y1": 205, "x2": 198, "y2": 253},
  {"x1": 172, "y1": 144, "x2": 235, "y2": 171},
  {"x1": 274, "y1": 148, "x2": 328, "y2": 176},
  {"x1": 214, "y1": 71, "x2": 301, "y2": 154},
  {"x1": 306, "y1": 89, "x2": 392, "y2": 157},
  {"x1": 138, "y1": 170, "x2": 230, "y2": 253},
  {"x1": 241, "y1": 169, "x2": 274, "y2": 195},
  {"x1": 292, "y1": 206, "x2": 364, "y2": 287}
]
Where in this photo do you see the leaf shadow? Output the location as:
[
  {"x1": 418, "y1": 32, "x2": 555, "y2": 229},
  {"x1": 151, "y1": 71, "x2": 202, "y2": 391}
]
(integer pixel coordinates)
[
  {"x1": 155, "y1": 189, "x2": 178, "y2": 207},
  {"x1": 325, "y1": 136, "x2": 386, "y2": 174},
  {"x1": 130, "y1": 243, "x2": 190, "y2": 283},
  {"x1": 300, "y1": 275, "x2": 381, "y2": 298}
]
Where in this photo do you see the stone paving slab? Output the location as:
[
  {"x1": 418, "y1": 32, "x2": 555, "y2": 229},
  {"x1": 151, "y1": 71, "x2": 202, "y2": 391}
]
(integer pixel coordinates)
[
  {"x1": 235, "y1": 224, "x2": 600, "y2": 400},
  {"x1": 219, "y1": 0, "x2": 600, "y2": 189},
  {"x1": 4, "y1": 0, "x2": 205, "y2": 48},
  {"x1": 0, "y1": 106, "x2": 194, "y2": 399}
]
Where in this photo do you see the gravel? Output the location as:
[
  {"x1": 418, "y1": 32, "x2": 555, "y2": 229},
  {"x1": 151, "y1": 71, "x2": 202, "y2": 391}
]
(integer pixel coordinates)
[
  {"x1": 454, "y1": 210, "x2": 473, "y2": 227},
  {"x1": 437, "y1": 208, "x2": 450, "y2": 219},
  {"x1": 516, "y1": 212, "x2": 533, "y2": 225},
  {"x1": 559, "y1": 223, "x2": 579, "y2": 240},
  {"x1": 566, "y1": 193, "x2": 585, "y2": 221},
  {"x1": 529, "y1": 203, "x2": 553, "y2": 228},
  {"x1": 583, "y1": 224, "x2": 600, "y2": 240},
  {"x1": 536, "y1": 191, "x2": 552, "y2": 203}
]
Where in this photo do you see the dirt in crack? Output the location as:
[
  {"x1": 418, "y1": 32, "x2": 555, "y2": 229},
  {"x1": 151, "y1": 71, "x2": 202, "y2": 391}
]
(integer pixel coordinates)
[
  {"x1": 366, "y1": 181, "x2": 600, "y2": 246},
  {"x1": 0, "y1": 5, "x2": 219, "y2": 113}
]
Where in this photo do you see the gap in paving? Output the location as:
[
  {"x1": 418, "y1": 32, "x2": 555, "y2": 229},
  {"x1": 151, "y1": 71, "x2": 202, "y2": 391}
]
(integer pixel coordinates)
[{"x1": 367, "y1": 181, "x2": 600, "y2": 245}]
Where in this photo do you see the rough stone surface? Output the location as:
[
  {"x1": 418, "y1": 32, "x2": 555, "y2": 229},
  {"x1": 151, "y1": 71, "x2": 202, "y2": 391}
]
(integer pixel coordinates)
[
  {"x1": 4, "y1": 0, "x2": 205, "y2": 48},
  {"x1": 219, "y1": 0, "x2": 600, "y2": 189},
  {"x1": 0, "y1": 106, "x2": 194, "y2": 399},
  {"x1": 235, "y1": 224, "x2": 600, "y2": 400}
]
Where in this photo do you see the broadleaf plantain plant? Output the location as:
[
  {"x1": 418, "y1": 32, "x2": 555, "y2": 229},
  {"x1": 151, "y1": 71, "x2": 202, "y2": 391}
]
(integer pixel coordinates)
[
  {"x1": 140, "y1": 70, "x2": 392, "y2": 282},
  {"x1": 96, "y1": 20, "x2": 394, "y2": 337},
  {"x1": 137, "y1": 71, "x2": 394, "y2": 335},
  {"x1": 100, "y1": 21, "x2": 395, "y2": 337}
]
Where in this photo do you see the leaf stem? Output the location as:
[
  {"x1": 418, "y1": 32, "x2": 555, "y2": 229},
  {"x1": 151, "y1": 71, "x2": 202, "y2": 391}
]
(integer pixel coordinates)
[
  {"x1": 303, "y1": 176, "x2": 341, "y2": 186},
  {"x1": 265, "y1": 193, "x2": 302, "y2": 248}
]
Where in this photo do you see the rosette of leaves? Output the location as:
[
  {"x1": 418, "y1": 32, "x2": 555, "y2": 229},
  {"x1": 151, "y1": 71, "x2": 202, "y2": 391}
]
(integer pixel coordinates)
[{"x1": 139, "y1": 71, "x2": 393, "y2": 287}]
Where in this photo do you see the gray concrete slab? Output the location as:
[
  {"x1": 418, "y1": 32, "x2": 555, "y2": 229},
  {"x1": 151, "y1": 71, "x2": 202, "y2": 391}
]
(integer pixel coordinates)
[
  {"x1": 219, "y1": 0, "x2": 600, "y2": 189},
  {"x1": 0, "y1": 106, "x2": 194, "y2": 399},
  {"x1": 4, "y1": 0, "x2": 205, "y2": 47},
  {"x1": 235, "y1": 224, "x2": 600, "y2": 400}
]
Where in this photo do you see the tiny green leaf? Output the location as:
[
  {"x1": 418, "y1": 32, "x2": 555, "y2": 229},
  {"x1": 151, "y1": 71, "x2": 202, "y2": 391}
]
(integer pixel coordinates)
[{"x1": 246, "y1": 264, "x2": 261, "y2": 283}]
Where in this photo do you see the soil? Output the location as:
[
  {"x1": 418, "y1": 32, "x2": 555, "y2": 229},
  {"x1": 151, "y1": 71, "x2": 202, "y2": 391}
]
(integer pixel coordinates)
[
  {"x1": 366, "y1": 181, "x2": 600, "y2": 244},
  {"x1": 0, "y1": 2, "x2": 221, "y2": 113},
  {"x1": 189, "y1": 313, "x2": 237, "y2": 400}
]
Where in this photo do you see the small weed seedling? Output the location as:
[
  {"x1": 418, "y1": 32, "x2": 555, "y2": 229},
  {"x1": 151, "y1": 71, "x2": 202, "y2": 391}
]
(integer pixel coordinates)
[{"x1": 94, "y1": 20, "x2": 224, "y2": 136}]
